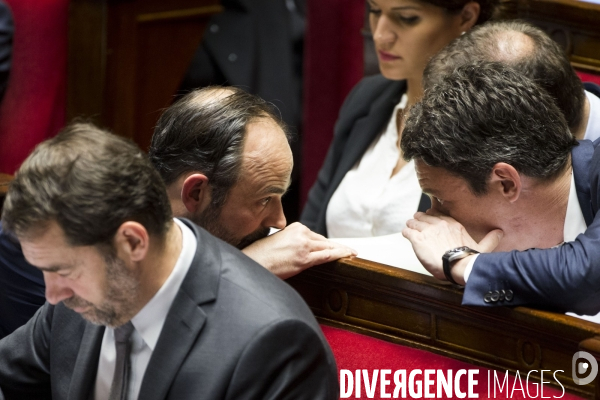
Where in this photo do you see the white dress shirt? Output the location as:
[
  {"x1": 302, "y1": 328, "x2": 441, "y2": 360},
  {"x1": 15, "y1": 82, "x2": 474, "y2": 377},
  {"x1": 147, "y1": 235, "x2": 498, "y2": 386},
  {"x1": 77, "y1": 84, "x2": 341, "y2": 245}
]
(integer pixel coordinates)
[
  {"x1": 326, "y1": 94, "x2": 422, "y2": 238},
  {"x1": 94, "y1": 219, "x2": 197, "y2": 400},
  {"x1": 584, "y1": 90, "x2": 600, "y2": 142}
]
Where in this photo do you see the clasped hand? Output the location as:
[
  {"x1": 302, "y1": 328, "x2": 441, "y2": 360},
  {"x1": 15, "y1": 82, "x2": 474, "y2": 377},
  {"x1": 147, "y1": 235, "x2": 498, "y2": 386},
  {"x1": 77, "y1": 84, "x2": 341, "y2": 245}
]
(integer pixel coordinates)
[
  {"x1": 243, "y1": 222, "x2": 357, "y2": 280},
  {"x1": 402, "y1": 211, "x2": 503, "y2": 284}
]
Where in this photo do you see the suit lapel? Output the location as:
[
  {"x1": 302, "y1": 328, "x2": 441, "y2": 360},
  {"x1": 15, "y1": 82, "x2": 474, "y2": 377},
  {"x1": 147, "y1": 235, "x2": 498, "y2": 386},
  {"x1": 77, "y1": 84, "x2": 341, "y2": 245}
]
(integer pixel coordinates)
[
  {"x1": 572, "y1": 140, "x2": 595, "y2": 226},
  {"x1": 137, "y1": 221, "x2": 219, "y2": 400},
  {"x1": 137, "y1": 294, "x2": 207, "y2": 400},
  {"x1": 322, "y1": 81, "x2": 407, "y2": 226},
  {"x1": 67, "y1": 323, "x2": 104, "y2": 400}
]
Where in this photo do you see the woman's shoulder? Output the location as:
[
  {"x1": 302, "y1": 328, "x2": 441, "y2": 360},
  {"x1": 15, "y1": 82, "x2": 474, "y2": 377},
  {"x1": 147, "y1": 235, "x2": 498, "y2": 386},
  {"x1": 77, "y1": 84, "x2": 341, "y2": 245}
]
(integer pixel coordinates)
[
  {"x1": 341, "y1": 75, "x2": 406, "y2": 113},
  {"x1": 337, "y1": 75, "x2": 406, "y2": 125},
  {"x1": 350, "y1": 74, "x2": 406, "y2": 98}
]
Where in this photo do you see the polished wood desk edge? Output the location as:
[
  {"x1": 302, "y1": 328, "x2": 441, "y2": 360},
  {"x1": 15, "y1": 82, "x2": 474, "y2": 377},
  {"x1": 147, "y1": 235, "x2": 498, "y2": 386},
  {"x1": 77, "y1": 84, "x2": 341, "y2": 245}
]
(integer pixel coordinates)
[
  {"x1": 289, "y1": 257, "x2": 600, "y2": 398},
  {"x1": 0, "y1": 173, "x2": 12, "y2": 198}
]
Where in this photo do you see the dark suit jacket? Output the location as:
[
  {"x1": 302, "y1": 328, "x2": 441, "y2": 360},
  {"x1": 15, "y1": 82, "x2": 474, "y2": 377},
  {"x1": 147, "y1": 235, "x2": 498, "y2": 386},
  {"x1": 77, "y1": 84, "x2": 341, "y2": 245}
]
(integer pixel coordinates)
[
  {"x1": 300, "y1": 74, "x2": 430, "y2": 236},
  {"x1": 0, "y1": 223, "x2": 45, "y2": 339},
  {"x1": 0, "y1": 219, "x2": 338, "y2": 400},
  {"x1": 464, "y1": 139, "x2": 600, "y2": 314},
  {"x1": 0, "y1": 1, "x2": 11, "y2": 101},
  {"x1": 179, "y1": 0, "x2": 303, "y2": 131},
  {"x1": 585, "y1": 81, "x2": 600, "y2": 98}
]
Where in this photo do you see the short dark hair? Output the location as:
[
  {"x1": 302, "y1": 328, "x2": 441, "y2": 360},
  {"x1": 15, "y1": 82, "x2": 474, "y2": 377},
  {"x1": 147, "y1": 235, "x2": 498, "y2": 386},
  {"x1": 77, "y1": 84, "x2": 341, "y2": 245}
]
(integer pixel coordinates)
[
  {"x1": 149, "y1": 86, "x2": 290, "y2": 208},
  {"x1": 420, "y1": 0, "x2": 499, "y2": 25},
  {"x1": 402, "y1": 61, "x2": 578, "y2": 195},
  {"x1": 2, "y1": 123, "x2": 172, "y2": 245},
  {"x1": 424, "y1": 20, "x2": 585, "y2": 131}
]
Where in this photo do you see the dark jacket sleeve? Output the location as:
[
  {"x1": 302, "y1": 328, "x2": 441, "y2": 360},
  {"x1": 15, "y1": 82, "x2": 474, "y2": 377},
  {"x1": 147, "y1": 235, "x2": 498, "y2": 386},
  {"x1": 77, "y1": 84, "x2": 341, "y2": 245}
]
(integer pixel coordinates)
[
  {"x1": 463, "y1": 142, "x2": 600, "y2": 315},
  {"x1": 225, "y1": 319, "x2": 338, "y2": 400},
  {"x1": 0, "y1": 303, "x2": 54, "y2": 400},
  {"x1": 0, "y1": 1, "x2": 12, "y2": 101},
  {"x1": 0, "y1": 224, "x2": 46, "y2": 339}
]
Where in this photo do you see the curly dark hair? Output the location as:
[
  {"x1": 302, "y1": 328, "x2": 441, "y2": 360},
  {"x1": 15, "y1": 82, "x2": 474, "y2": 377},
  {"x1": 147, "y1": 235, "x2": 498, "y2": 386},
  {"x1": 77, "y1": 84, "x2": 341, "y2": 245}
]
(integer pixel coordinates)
[
  {"x1": 421, "y1": 0, "x2": 499, "y2": 25},
  {"x1": 402, "y1": 61, "x2": 577, "y2": 195}
]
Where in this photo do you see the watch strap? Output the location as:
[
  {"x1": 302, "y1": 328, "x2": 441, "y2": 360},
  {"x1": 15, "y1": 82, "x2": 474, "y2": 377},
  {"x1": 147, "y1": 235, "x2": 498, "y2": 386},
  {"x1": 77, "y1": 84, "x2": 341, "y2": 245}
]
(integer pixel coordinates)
[{"x1": 442, "y1": 247, "x2": 479, "y2": 286}]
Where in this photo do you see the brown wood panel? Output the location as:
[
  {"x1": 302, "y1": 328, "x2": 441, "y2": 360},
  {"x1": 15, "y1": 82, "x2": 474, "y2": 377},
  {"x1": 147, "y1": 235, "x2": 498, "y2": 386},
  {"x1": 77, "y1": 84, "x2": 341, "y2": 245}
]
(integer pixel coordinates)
[
  {"x1": 68, "y1": 0, "x2": 222, "y2": 150},
  {"x1": 501, "y1": 0, "x2": 600, "y2": 73},
  {"x1": 0, "y1": 173, "x2": 11, "y2": 212},
  {"x1": 288, "y1": 257, "x2": 600, "y2": 399}
]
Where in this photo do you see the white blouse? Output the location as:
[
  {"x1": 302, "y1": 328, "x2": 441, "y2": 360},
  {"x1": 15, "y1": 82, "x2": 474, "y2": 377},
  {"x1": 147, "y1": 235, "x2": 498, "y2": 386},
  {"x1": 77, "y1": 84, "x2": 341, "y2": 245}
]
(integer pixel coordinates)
[{"x1": 326, "y1": 94, "x2": 422, "y2": 238}]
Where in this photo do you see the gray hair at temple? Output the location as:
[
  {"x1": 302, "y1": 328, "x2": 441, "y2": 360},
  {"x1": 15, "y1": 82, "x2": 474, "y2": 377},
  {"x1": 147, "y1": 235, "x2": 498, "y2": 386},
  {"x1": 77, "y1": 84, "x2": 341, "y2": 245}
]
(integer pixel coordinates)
[
  {"x1": 423, "y1": 20, "x2": 585, "y2": 132},
  {"x1": 149, "y1": 86, "x2": 291, "y2": 209},
  {"x1": 402, "y1": 61, "x2": 578, "y2": 195},
  {"x1": 2, "y1": 122, "x2": 172, "y2": 245}
]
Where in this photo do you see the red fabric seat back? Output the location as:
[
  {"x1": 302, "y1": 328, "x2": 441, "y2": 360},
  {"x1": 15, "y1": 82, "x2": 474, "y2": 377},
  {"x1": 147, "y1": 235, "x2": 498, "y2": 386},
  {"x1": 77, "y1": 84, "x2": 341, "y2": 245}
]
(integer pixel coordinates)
[
  {"x1": 577, "y1": 70, "x2": 600, "y2": 87},
  {"x1": 0, "y1": 0, "x2": 68, "y2": 174}
]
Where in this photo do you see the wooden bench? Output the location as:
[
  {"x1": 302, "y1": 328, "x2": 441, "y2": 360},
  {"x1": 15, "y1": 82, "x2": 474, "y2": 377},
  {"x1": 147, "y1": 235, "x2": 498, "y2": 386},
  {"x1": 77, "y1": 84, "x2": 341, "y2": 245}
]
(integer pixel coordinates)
[
  {"x1": 288, "y1": 257, "x2": 600, "y2": 399},
  {"x1": 0, "y1": 173, "x2": 10, "y2": 212}
]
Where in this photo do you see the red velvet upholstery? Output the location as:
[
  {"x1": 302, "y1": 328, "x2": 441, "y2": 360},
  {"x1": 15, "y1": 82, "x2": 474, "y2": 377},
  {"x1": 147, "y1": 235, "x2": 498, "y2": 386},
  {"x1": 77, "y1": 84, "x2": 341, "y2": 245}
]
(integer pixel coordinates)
[
  {"x1": 577, "y1": 71, "x2": 600, "y2": 87},
  {"x1": 0, "y1": 0, "x2": 68, "y2": 174},
  {"x1": 300, "y1": 0, "x2": 364, "y2": 205},
  {"x1": 322, "y1": 325, "x2": 581, "y2": 399}
]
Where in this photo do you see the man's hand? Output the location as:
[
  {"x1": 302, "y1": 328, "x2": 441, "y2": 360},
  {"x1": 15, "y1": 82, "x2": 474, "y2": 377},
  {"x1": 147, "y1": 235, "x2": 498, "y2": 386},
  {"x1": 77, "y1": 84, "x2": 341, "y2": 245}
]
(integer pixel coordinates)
[
  {"x1": 402, "y1": 212, "x2": 503, "y2": 283},
  {"x1": 242, "y1": 222, "x2": 357, "y2": 280}
]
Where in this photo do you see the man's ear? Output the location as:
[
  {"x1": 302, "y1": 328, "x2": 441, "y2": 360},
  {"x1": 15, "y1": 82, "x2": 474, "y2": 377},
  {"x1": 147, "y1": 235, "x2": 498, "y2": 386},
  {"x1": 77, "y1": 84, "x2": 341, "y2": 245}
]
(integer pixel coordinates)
[
  {"x1": 114, "y1": 221, "x2": 149, "y2": 263},
  {"x1": 181, "y1": 174, "x2": 211, "y2": 214},
  {"x1": 459, "y1": 2, "x2": 480, "y2": 32},
  {"x1": 489, "y1": 162, "x2": 522, "y2": 203}
]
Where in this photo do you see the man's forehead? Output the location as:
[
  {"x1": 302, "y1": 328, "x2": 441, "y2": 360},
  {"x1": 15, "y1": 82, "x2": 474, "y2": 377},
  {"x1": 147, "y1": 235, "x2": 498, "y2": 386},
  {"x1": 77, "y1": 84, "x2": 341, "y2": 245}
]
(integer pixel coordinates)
[
  {"x1": 240, "y1": 119, "x2": 293, "y2": 181},
  {"x1": 415, "y1": 160, "x2": 459, "y2": 193}
]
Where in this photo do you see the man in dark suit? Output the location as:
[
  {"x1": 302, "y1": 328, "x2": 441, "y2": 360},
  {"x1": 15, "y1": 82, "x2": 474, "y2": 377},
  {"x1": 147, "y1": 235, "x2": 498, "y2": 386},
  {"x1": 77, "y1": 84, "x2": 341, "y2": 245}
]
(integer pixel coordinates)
[
  {"x1": 149, "y1": 86, "x2": 353, "y2": 280},
  {"x1": 0, "y1": 123, "x2": 338, "y2": 399},
  {"x1": 401, "y1": 61, "x2": 600, "y2": 315},
  {"x1": 0, "y1": 1, "x2": 11, "y2": 101},
  {"x1": 0, "y1": 87, "x2": 354, "y2": 339}
]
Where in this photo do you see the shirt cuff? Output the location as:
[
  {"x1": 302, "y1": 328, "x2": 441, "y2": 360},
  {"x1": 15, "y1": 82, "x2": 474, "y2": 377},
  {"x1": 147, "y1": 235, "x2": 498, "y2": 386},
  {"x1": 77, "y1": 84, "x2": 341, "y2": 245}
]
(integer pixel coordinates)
[{"x1": 463, "y1": 254, "x2": 479, "y2": 283}]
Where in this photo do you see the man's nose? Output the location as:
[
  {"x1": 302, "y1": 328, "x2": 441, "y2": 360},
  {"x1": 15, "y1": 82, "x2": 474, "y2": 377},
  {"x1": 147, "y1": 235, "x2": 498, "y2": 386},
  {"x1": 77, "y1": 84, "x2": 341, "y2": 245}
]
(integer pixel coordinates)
[
  {"x1": 263, "y1": 199, "x2": 287, "y2": 230},
  {"x1": 44, "y1": 273, "x2": 74, "y2": 305}
]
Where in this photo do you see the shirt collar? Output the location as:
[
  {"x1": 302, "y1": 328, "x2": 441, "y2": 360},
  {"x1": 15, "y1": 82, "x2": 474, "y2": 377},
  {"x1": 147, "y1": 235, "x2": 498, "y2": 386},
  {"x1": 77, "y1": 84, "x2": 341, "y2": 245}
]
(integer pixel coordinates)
[
  {"x1": 583, "y1": 90, "x2": 600, "y2": 142},
  {"x1": 564, "y1": 171, "x2": 587, "y2": 242},
  {"x1": 130, "y1": 218, "x2": 197, "y2": 351}
]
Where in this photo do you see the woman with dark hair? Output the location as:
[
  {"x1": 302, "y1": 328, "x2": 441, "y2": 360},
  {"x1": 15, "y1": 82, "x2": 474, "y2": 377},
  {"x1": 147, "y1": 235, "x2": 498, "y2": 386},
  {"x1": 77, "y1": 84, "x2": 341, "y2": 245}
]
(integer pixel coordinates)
[{"x1": 301, "y1": 0, "x2": 499, "y2": 238}]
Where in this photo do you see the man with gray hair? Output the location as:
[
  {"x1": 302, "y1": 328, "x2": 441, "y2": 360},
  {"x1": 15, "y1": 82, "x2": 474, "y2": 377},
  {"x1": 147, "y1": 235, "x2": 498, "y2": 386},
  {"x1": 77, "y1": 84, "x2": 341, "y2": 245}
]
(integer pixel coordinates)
[
  {"x1": 149, "y1": 86, "x2": 356, "y2": 279},
  {"x1": 424, "y1": 20, "x2": 600, "y2": 141}
]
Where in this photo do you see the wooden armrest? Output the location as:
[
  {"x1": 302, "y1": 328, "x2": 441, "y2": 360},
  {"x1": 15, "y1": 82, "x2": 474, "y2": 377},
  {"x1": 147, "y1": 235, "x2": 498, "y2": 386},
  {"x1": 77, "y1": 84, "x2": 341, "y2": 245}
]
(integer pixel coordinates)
[
  {"x1": 0, "y1": 173, "x2": 13, "y2": 211},
  {"x1": 288, "y1": 257, "x2": 600, "y2": 399}
]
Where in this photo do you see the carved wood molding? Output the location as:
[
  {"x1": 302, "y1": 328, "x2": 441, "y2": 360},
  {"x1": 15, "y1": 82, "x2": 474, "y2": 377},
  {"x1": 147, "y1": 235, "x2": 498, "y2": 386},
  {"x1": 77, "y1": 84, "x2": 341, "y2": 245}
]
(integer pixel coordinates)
[{"x1": 0, "y1": 173, "x2": 11, "y2": 212}]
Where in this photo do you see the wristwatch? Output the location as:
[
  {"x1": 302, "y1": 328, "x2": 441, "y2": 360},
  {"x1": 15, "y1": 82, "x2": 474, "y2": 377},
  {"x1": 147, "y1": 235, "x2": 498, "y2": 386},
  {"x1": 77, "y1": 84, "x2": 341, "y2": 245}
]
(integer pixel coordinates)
[{"x1": 442, "y1": 246, "x2": 480, "y2": 286}]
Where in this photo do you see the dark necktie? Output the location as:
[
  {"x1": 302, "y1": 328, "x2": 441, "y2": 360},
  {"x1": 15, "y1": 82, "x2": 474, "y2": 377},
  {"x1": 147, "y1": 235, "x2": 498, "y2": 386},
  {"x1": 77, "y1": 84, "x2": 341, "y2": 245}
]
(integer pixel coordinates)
[{"x1": 108, "y1": 322, "x2": 135, "y2": 400}]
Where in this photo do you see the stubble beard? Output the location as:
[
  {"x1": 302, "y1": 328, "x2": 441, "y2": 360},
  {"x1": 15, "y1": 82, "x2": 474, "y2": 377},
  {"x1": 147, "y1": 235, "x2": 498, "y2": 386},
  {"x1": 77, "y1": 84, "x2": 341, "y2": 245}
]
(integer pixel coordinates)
[
  {"x1": 63, "y1": 253, "x2": 140, "y2": 328},
  {"x1": 195, "y1": 202, "x2": 270, "y2": 249}
]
